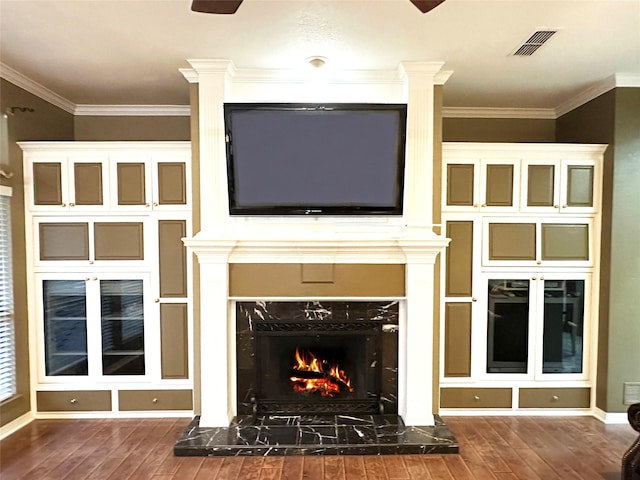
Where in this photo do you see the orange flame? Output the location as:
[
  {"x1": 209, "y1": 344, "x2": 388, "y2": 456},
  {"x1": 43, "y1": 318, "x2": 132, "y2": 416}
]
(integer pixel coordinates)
[{"x1": 290, "y1": 348, "x2": 353, "y2": 397}]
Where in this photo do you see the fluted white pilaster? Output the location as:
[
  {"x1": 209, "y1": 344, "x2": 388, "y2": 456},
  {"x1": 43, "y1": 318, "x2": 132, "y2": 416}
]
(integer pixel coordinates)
[{"x1": 399, "y1": 62, "x2": 446, "y2": 228}]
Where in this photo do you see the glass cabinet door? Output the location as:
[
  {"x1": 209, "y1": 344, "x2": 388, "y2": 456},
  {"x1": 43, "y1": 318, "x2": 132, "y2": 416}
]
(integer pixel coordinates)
[
  {"x1": 100, "y1": 279, "x2": 145, "y2": 375},
  {"x1": 43, "y1": 280, "x2": 88, "y2": 376},
  {"x1": 486, "y1": 279, "x2": 530, "y2": 374},
  {"x1": 542, "y1": 279, "x2": 585, "y2": 374}
]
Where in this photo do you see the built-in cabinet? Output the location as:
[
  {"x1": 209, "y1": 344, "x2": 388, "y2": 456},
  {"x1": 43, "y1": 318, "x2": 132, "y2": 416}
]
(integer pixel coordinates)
[
  {"x1": 21, "y1": 142, "x2": 193, "y2": 416},
  {"x1": 440, "y1": 143, "x2": 605, "y2": 412}
]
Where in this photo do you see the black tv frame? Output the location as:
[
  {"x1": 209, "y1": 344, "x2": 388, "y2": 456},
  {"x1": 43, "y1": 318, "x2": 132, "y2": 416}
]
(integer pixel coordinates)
[{"x1": 224, "y1": 103, "x2": 407, "y2": 216}]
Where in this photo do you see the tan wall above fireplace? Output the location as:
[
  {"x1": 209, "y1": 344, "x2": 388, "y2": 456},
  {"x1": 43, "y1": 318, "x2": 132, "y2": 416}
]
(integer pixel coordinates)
[{"x1": 229, "y1": 263, "x2": 405, "y2": 297}]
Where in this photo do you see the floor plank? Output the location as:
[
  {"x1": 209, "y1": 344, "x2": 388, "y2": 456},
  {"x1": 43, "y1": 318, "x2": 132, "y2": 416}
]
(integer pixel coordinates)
[{"x1": 0, "y1": 416, "x2": 636, "y2": 480}]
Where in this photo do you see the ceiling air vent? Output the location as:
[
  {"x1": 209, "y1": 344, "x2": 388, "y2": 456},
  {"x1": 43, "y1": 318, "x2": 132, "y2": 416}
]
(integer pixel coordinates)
[{"x1": 513, "y1": 30, "x2": 557, "y2": 56}]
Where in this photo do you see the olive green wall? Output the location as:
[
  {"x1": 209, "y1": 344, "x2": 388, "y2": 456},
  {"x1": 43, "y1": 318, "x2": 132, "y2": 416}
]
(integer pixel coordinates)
[
  {"x1": 443, "y1": 117, "x2": 555, "y2": 142},
  {"x1": 557, "y1": 88, "x2": 640, "y2": 413},
  {"x1": 74, "y1": 115, "x2": 190, "y2": 140},
  {"x1": 0, "y1": 79, "x2": 74, "y2": 427},
  {"x1": 556, "y1": 90, "x2": 616, "y2": 412}
]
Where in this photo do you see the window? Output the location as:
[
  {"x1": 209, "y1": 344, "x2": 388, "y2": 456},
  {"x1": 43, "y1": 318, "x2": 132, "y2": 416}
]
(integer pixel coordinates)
[{"x1": 0, "y1": 187, "x2": 15, "y2": 402}]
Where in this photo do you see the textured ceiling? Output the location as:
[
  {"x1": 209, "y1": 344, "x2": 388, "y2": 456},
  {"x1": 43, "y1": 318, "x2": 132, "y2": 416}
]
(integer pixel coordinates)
[{"x1": 1, "y1": 0, "x2": 639, "y2": 110}]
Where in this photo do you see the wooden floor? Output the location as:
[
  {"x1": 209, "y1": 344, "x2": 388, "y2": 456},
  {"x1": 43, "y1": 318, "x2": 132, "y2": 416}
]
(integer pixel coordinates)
[{"x1": 0, "y1": 416, "x2": 636, "y2": 479}]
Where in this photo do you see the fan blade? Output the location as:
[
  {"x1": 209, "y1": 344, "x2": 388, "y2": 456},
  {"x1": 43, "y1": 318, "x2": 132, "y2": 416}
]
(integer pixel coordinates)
[
  {"x1": 191, "y1": 0, "x2": 243, "y2": 14},
  {"x1": 409, "y1": 0, "x2": 445, "y2": 13}
]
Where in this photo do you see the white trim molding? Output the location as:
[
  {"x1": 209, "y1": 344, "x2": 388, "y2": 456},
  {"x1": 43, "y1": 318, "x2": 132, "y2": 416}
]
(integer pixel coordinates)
[
  {"x1": 0, "y1": 412, "x2": 34, "y2": 441},
  {"x1": 443, "y1": 107, "x2": 556, "y2": 119},
  {"x1": 0, "y1": 63, "x2": 75, "y2": 114},
  {"x1": 73, "y1": 105, "x2": 190, "y2": 116}
]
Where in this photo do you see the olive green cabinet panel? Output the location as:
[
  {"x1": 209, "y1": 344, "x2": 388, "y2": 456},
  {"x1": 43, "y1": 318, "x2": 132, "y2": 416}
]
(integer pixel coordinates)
[
  {"x1": 487, "y1": 223, "x2": 536, "y2": 261},
  {"x1": 158, "y1": 220, "x2": 187, "y2": 297},
  {"x1": 157, "y1": 163, "x2": 187, "y2": 205},
  {"x1": 118, "y1": 389, "x2": 193, "y2": 411},
  {"x1": 440, "y1": 388, "x2": 512, "y2": 408},
  {"x1": 94, "y1": 222, "x2": 144, "y2": 260},
  {"x1": 527, "y1": 164, "x2": 555, "y2": 207},
  {"x1": 485, "y1": 164, "x2": 514, "y2": 207},
  {"x1": 541, "y1": 223, "x2": 589, "y2": 261},
  {"x1": 446, "y1": 164, "x2": 475, "y2": 207},
  {"x1": 36, "y1": 390, "x2": 112, "y2": 412},
  {"x1": 444, "y1": 303, "x2": 472, "y2": 377},
  {"x1": 74, "y1": 163, "x2": 103, "y2": 206},
  {"x1": 566, "y1": 166, "x2": 594, "y2": 207},
  {"x1": 160, "y1": 304, "x2": 189, "y2": 379},
  {"x1": 117, "y1": 163, "x2": 147, "y2": 206},
  {"x1": 32, "y1": 163, "x2": 63, "y2": 206},
  {"x1": 445, "y1": 221, "x2": 473, "y2": 297},
  {"x1": 519, "y1": 387, "x2": 590, "y2": 408},
  {"x1": 39, "y1": 223, "x2": 89, "y2": 261}
]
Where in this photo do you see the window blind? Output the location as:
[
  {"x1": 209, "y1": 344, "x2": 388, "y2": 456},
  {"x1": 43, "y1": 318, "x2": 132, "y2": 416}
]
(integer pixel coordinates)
[{"x1": 0, "y1": 190, "x2": 16, "y2": 402}]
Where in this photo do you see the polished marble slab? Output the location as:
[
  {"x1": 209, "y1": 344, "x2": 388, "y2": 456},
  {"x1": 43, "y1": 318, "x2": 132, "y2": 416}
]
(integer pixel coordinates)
[{"x1": 174, "y1": 414, "x2": 458, "y2": 456}]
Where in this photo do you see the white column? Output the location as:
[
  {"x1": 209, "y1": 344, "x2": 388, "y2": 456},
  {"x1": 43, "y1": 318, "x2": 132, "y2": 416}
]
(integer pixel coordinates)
[
  {"x1": 183, "y1": 60, "x2": 234, "y2": 230},
  {"x1": 401, "y1": 246, "x2": 443, "y2": 426},
  {"x1": 398, "y1": 62, "x2": 446, "y2": 228},
  {"x1": 189, "y1": 244, "x2": 235, "y2": 427}
]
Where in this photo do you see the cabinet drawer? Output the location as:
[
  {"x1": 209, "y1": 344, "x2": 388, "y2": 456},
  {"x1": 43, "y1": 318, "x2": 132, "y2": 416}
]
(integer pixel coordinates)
[
  {"x1": 519, "y1": 388, "x2": 590, "y2": 408},
  {"x1": 37, "y1": 390, "x2": 112, "y2": 412},
  {"x1": 440, "y1": 388, "x2": 512, "y2": 408},
  {"x1": 118, "y1": 389, "x2": 193, "y2": 411}
]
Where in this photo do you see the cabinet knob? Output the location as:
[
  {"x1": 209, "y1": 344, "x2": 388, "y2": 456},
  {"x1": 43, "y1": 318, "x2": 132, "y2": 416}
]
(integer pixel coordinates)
[
  {"x1": 473, "y1": 203, "x2": 479, "y2": 208},
  {"x1": 532, "y1": 276, "x2": 537, "y2": 280},
  {"x1": 554, "y1": 205, "x2": 560, "y2": 209},
  {"x1": 153, "y1": 202, "x2": 158, "y2": 207},
  {"x1": 481, "y1": 203, "x2": 487, "y2": 207},
  {"x1": 536, "y1": 261, "x2": 542, "y2": 265},
  {"x1": 69, "y1": 203, "x2": 75, "y2": 207},
  {"x1": 562, "y1": 205, "x2": 568, "y2": 209},
  {"x1": 61, "y1": 203, "x2": 66, "y2": 207},
  {"x1": 473, "y1": 395, "x2": 480, "y2": 401},
  {"x1": 472, "y1": 297, "x2": 477, "y2": 302},
  {"x1": 89, "y1": 260, "x2": 94, "y2": 265},
  {"x1": 152, "y1": 398, "x2": 158, "y2": 404},
  {"x1": 552, "y1": 395, "x2": 559, "y2": 401},
  {"x1": 70, "y1": 398, "x2": 78, "y2": 404},
  {"x1": 154, "y1": 298, "x2": 160, "y2": 303},
  {"x1": 540, "y1": 277, "x2": 545, "y2": 281},
  {"x1": 92, "y1": 277, "x2": 98, "y2": 281},
  {"x1": 145, "y1": 203, "x2": 150, "y2": 207}
]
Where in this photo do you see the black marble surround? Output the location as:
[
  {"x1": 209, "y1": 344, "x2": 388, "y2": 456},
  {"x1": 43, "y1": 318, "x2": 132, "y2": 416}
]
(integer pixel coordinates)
[
  {"x1": 174, "y1": 414, "x2": 459, "y2": 456},
  {"x1": 236, "y1": 301, "x2": 399, "y2": 416}
]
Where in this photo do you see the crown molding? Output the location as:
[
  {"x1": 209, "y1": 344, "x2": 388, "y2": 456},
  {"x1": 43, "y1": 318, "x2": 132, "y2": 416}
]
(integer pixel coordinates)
[
  {"x1": 442, "y1": 107, "x2": 556, "y2": 119},
  {"x1": 73, "y1": 104, "x2": 191, "y2": 116},
  {"x1": 0, "y1": 62, "x2": 75, "y2": 114},
  {"x1": 554, "y1": 73, "x2": 640, "y2": 118}
]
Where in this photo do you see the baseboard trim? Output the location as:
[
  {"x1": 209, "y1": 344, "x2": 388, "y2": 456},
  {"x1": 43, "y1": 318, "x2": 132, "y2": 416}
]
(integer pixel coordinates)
[
  {"x1": 0, "y1": 412, "x2": 34, "y2": 440},
  {"x1": 593, "y1": 407, "x2": 629, "y2": 424}
]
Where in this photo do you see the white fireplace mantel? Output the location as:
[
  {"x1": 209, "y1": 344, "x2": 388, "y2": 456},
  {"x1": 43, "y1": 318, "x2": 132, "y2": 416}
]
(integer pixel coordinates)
[{"x1": 181, "y1": 59, "x2": 451, "y2": 428}]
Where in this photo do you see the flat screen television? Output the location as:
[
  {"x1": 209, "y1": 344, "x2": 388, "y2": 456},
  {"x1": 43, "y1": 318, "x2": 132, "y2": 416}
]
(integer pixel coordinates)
[{"x1": 224, "y1": 103, "x2": 407, "y2": 216}]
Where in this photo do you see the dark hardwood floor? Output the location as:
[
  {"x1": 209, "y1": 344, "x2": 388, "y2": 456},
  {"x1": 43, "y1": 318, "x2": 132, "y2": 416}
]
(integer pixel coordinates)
[{"x1": 0, "y1": 415, "x2": 636, "y2": 479}]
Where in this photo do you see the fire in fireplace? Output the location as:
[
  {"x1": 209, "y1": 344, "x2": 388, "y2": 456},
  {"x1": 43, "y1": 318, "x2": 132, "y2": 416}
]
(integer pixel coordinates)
[
  {"x1": 235, "y1": 301, "x2": 399, "y2": 416},
  {"x1": 290, "y1": 347, "x2": 354, "y2": 397}
]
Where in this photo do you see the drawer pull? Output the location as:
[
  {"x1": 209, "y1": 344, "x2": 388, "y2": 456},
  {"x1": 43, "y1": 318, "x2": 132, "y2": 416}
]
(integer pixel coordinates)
[
  {"x1": 552, "y1": 395, "x2": 559, "y2": 401},
  {"x1": 152, "y1": 398, "x2": 158, "y2": 404},
  {"x1": 473, "y1": 395, "x2": 480, "y2": 401},
  {"x1": 70, "y1": 398, "x2": 78, "y2": 404}
]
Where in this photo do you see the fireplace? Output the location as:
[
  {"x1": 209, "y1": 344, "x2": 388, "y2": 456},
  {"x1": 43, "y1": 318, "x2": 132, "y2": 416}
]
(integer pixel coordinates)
[{"x1": 236, "y1": 301, "x2": 399, "y2": 416}]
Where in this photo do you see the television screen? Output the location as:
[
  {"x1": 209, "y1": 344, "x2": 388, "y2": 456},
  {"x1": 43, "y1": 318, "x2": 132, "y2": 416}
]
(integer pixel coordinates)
[{"x1": 224, "y1": 103, "x2": 407, "y2": 215}]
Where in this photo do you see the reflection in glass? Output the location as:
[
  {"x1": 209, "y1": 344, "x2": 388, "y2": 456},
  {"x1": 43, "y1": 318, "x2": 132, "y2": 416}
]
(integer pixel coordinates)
[
  {"x1": 487, "y1": 279, "x2": 529, "y2": 373},
  {"x1": 43, "y1": 280, "x2": 88, "y2": 375},
  {"x1": 101, "y1": 280, "x2": 145, "y2": 375},
  {"x1": 542, "y1": 280, "x2": 584, "y2": 373}
]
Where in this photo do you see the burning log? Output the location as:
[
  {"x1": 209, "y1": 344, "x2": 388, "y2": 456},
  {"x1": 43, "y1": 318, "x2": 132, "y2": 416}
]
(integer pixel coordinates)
[{"x1": 290, "y1": 348, "x2": 354, "y2": 397}]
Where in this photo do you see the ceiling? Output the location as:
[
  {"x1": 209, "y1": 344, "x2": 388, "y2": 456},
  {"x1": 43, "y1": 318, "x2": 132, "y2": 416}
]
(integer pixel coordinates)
[{"x1": 1, "y1": 0, "x2": 639, "y2": 113}]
